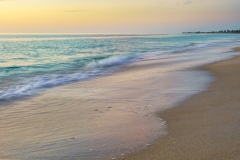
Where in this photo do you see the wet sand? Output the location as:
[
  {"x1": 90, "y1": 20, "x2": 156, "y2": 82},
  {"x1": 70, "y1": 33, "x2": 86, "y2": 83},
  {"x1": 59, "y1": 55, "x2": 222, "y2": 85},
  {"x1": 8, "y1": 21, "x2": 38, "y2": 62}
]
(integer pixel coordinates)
[{"x1": 123, "y1": 49, "x2": 240, "y2": 160}]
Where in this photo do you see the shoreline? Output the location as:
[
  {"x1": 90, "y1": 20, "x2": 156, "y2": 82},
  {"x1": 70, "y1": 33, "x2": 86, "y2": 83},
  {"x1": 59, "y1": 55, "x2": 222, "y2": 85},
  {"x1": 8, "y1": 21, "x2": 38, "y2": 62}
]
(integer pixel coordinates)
[{"x1": 123, "y1": 49, "x2": 240, "y2": 160}]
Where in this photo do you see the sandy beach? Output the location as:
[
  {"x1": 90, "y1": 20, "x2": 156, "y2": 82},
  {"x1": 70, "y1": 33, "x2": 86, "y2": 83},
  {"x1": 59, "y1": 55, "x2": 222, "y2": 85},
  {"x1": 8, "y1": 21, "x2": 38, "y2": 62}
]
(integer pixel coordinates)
[
  {"x1": 1, "y1": 0, "x2": 240, "y2": 158},
  {"x1": 123, "y1": 48, "x2": 240, "y2": 160}
]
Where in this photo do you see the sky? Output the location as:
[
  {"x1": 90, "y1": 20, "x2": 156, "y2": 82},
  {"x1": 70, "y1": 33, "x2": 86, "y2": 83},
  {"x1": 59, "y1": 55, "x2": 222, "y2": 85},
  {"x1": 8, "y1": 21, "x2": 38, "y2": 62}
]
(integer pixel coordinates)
[{"x1": 0, "y1": 0, "x2": 240, "y2": 33}]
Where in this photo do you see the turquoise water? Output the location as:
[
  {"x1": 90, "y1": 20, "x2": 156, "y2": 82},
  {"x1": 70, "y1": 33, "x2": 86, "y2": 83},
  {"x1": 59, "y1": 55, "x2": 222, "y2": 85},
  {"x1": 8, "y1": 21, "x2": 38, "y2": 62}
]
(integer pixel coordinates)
[{"x1": 0, "y1": 34, "x2": 240, "y2": 101}]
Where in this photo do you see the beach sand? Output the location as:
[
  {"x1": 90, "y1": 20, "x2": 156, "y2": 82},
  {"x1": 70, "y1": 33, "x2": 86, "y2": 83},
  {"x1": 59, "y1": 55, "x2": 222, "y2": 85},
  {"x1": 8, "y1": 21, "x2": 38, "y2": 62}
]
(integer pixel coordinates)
[{"x1": 123, "y1": 49, "x2": 240, "y2": 160}]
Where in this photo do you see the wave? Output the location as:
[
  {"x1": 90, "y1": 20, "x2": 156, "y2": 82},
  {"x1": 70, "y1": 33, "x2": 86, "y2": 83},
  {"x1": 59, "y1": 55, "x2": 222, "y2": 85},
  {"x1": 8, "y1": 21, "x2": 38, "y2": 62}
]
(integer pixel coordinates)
[
  {"x1": 172, "y1": 43, "x2": 208, "y2": 53},
  {"x1": 145, "y1": 43, "x2": 208, "y2": 59},
  {"x1": 0, "y1": 43, "x2": 207, "y2": 101},
  {"x1": 0, "y1": 54, "x2": 139, "y2": 101},
  {"x1": 84, "y1": 54, "x2": 138, "y2": 70}
]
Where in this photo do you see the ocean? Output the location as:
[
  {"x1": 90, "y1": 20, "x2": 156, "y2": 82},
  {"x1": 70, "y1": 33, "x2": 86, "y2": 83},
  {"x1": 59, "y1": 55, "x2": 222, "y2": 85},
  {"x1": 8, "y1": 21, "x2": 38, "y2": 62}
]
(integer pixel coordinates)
[
  {"x1": 0, "y1": 33, "x2": 240, "y2": 159},
  {"x1": 0, "y1": 34, "x2": 239, "y2": 101}
]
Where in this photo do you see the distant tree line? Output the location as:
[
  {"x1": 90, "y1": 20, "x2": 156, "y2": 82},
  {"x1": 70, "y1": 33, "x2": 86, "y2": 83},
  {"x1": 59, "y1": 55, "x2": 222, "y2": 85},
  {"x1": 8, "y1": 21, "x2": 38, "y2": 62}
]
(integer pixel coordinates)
[
  {"x1": 183, "y1": 29, "x2": 240, "y2": 34},
  {"x1": 218, "y1": 30, "x2": 240, "y2": 33}
]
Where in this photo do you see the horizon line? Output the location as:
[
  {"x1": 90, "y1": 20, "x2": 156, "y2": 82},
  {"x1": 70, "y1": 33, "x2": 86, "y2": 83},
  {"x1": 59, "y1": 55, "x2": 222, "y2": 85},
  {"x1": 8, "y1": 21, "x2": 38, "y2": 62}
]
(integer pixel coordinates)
[{"x1": 0, "y1": 32, "x2": 179, "y2": 35}]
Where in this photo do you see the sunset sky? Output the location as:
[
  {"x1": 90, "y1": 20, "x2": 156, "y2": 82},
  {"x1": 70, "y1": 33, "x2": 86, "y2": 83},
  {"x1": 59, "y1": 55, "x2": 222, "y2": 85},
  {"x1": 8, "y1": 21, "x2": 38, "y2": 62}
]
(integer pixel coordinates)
[{"x1": 0, "y1": 0, "x2": 240, "y2": 33}]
